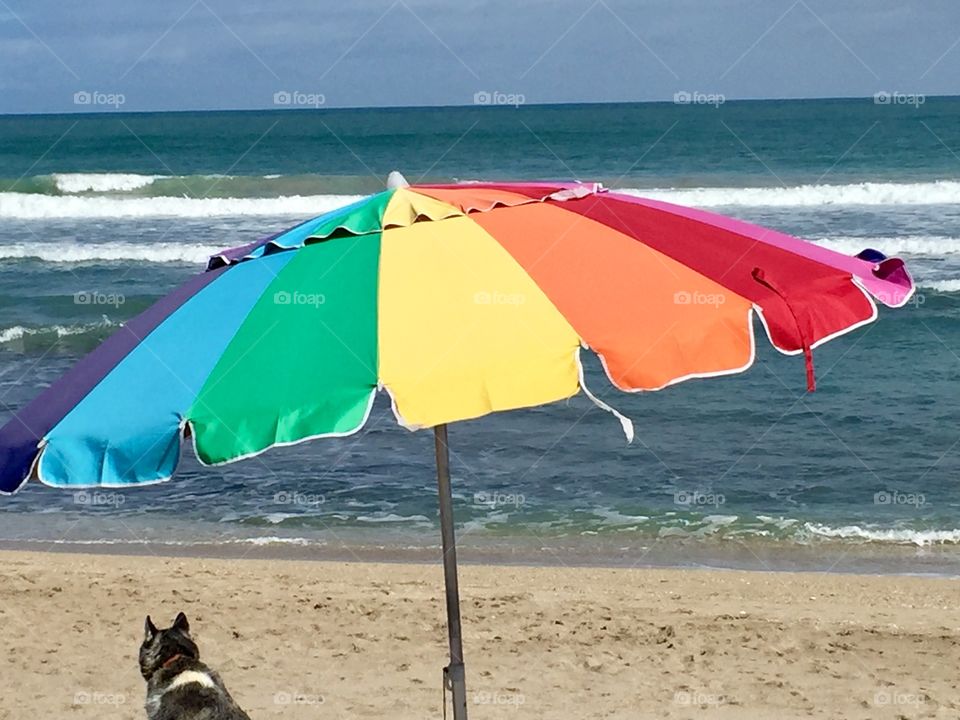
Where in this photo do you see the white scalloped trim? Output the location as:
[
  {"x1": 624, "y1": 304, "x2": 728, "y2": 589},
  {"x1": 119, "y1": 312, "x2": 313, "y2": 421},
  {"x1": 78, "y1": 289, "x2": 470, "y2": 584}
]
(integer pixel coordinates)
[
  {"x1": 18, "y1": 389, "x2": 378, "y2": 491},
  {"x1": 753, "y1": 276, "x2": 879, "y2": 357},
  {"x1": 190, "y1": 388, "x2": 378, "y2": 468}
]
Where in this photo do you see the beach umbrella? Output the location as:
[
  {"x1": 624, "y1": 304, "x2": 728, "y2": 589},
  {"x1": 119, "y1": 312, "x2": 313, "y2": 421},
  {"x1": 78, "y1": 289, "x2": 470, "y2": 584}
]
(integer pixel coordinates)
[{"x1": 0, "y1": 173, "x2": 913, "y2": 719}]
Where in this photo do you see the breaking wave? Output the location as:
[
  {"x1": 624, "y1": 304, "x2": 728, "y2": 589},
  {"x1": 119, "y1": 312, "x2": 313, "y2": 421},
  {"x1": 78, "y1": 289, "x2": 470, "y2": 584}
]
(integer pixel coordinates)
[
  {"x1": 625, "y1": 180, "x2": 960, "y2": 207},
  {"x1": 0, "y1": 174, "x2": 959, "y2": 218},
  {"x1": 919, "y1": 279, "x2": 960, "y2": 293},
  {"x1": 0, "y1": 192, "x2": 362, "y2": 219},
  {"x1": 813, "y1": 235, "x2": 960, "y2": 257},
  {"x1": 803, "y1": 523, "x2": 960, "y2": 546},
  {"x1": 0, "y1": 320, "x2": 118, "y2": 346},
  {"x1": 0, "y1": 241, "x2": 221, "y2": 264},
  {"x1": 51, "y1": 173, "x2": 163, "y2": 194}
]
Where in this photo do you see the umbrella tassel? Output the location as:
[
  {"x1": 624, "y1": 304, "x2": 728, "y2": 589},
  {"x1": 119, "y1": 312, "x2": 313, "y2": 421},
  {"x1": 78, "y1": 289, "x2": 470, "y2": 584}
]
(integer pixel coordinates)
[
  {"x1": 576, "y1": 347, "x2": 635, "y2": 442},
  {"x1": 751, "y1": 268, "x2": 816, "y2": 392}
]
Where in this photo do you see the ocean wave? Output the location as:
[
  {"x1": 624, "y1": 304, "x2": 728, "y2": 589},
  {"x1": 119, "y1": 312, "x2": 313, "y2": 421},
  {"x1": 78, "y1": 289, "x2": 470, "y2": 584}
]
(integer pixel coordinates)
[
  {"x1": 5, "y1": 536, "x2": 317, "y2": 547},
  {"x1": 920, "y1": 279, "x2": 960, "y2": 293},
  {"x1": 8, "y1": 519, "x2": 960, "y2": 550},
  {"x1": 803, "y1": 523, "x2": 960, "y2": 546},
  {"x1": 628, "y1": 180, "x2": 960, "y2": 207},
  {"x1": 553, "y1": 510, "x2": 960, "y2": 547},
  {"x1": 0, "y1": 175, "x2": 958, "y2": 218},
  {"x1": 0, "y1": 241, "x2": 220, "y2": 264},
  {"x1": 813, "y1": 235, "x2": 960, "y2": 257},
  {"x1": 3, "y1": 172, "x2": 388, "y2": 199},
  {"x1": 51, "y1": 173, "x2": 164, "y2": 194},
  {"x1": 355, "y1": 513, "x2": 432, "y2": 524},
  {"x1": 239, "y1": 536, "x2": 313, "y2": 546},
  {"x1": 0, "y1": 192, "x2": 363, "y2": 219},
  {"x1": 0, "y1": 321, "x2": 117, "y2": 345},
  {"x1": 6, "y1": 233, "x2": 960, "y2": 271}
]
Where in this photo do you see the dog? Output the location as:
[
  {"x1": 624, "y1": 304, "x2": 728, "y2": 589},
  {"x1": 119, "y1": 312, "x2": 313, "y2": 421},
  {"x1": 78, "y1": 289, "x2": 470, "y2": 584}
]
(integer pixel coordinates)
[{"x1": 140, "y1": 612, "x2": 252, "y2": 720}]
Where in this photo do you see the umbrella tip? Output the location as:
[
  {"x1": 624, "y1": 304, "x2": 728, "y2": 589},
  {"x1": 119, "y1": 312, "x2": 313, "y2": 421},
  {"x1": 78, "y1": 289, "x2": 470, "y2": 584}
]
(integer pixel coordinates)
[{"x1": 386, "y1": 171, "x2": 410, "y2": 189}]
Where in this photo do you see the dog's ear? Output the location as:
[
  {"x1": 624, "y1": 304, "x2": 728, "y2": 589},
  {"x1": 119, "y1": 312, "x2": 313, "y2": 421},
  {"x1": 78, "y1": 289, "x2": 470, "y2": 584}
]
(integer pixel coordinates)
[
  {"x1": 144, "y1": 616, "x2": 158, "y2": 642},
  {"x1": 173, "y1": 612, "x2": 190, "y2": 634}
]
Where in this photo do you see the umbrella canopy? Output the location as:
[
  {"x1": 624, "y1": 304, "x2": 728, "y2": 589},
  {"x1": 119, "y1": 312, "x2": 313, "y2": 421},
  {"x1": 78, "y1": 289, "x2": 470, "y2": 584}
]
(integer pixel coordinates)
[{"x1": 0, "y1": 180, "x2": 912, "y2": 493}]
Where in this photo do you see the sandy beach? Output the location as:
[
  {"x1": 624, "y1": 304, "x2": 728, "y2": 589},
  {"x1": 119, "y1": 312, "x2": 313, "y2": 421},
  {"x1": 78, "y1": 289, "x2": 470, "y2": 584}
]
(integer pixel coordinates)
[{"x1": 1, "y1": 550, "x2": 958, "y2": 719}]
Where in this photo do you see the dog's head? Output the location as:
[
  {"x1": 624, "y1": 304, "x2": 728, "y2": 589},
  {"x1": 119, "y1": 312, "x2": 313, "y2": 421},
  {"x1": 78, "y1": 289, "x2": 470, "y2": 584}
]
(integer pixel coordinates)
[{"x1": 139, "y1": 612, "x2": 200, "y2": 680}]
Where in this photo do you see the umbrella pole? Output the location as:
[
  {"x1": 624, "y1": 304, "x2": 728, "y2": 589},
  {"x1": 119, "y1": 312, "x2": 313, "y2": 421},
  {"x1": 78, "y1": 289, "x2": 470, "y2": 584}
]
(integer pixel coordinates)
[{"x1": 434, "y1": 424, "x2": 468, "y2": 720}]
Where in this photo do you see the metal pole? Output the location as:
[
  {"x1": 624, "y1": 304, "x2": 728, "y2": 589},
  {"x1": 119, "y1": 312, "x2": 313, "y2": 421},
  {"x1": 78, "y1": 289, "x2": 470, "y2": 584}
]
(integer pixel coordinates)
[{"x1": 434, "y1": 424, "x2": 468, "y2": 720}]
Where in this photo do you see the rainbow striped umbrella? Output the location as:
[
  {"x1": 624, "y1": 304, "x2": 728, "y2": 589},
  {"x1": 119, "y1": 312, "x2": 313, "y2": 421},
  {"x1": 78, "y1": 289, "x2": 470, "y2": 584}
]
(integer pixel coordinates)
[{"x1": 0, "y1": 176, "x2": 913, "y2": 718}]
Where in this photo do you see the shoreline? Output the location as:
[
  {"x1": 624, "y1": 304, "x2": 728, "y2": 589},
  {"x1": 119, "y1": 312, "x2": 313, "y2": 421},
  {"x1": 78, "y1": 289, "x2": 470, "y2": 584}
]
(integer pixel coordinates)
[
  {"x1": 3, "y1": 548, "x2": 959, "y2": 719},
  {"x1": 3, "y1": 536, "x2": 959, "y2": 578}
]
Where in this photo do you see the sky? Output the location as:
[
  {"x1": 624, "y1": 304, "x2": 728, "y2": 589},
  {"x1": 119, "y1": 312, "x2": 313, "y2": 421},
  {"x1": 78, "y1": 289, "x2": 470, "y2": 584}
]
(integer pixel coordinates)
[{"x1": 0, "y1": 0, "x2": 959, "y2": 113}]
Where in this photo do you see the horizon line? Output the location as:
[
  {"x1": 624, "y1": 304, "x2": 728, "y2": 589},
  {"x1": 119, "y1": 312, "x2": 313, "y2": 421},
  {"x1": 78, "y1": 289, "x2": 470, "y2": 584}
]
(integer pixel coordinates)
[{"x1": 2, "y1": 92, "x2": 957, "y2": 118}]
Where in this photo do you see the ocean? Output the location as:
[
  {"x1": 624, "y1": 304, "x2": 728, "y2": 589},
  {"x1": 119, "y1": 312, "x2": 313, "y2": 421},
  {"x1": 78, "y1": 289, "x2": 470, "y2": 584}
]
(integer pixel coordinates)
[{"x1": 1, "y1": 99, "x2": 959, "y2": 573}]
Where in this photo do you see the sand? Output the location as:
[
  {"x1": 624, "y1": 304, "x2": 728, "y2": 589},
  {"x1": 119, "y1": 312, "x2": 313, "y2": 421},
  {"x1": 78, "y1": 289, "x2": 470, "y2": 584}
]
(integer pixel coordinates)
[{"x1": 1, "y1": 549, "x2": 959, "y2": 719}]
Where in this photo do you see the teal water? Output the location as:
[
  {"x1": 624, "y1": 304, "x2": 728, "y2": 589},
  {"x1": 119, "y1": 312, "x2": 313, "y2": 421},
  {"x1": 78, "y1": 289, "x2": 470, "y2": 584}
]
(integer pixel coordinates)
[
  {"x1": 2, "y1": 98, "x2": 960, "y2": 186},
  {"x1": 1, "y1": 99, "x2": 959, "y2": 571}
]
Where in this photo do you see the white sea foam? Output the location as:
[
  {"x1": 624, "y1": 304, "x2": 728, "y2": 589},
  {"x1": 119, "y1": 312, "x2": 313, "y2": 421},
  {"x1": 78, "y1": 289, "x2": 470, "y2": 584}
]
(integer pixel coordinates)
[
  {"x1": 6, "y1": 233, "x2": 960, "y2": 271},
  {"x1": 592, "y1": 507, "x2": 651, "y2": 525},
  {"x1": 754, "y1": 515, "x2": 800, "y2": 528},
  {"x1": 0, "y1": 241, "x2": 221, "y2": 264},
  {"x1": 0, "y1": 327, "x2": 27, "y2": 344},
  {"x1": 0, "y1": 321, "x2": 116, "y2": 344},
  {"x1": 51, "y1": 173, "x2": 164, "y2": 194},
  {"x1": 20, "y1": 536, "x2": 318, "y2": 547},
  {"x1": 355, "y1": 513, "x2": 432, "y2": 524},
  {"x1": 812, "y1": 235, "x2": 960, "y2": 256},
  {"x1": 804, "y1": 523, "x2": 960, "y2": 546},
  {"x1": 0, "y1": 178, "x2": 957, "y2": 218},
  {"x1": 921, "y1": 279, "x2": 960, "y2": 293},
  {"x1": 623, "y1": 180, "x2": 960, "y2": 207},
  {"x1": 240, "y1": 536, "x2": 313, "y2": 546},
  {"x1": 0, "y1": 192, "x2": 363, "y2": 219}
]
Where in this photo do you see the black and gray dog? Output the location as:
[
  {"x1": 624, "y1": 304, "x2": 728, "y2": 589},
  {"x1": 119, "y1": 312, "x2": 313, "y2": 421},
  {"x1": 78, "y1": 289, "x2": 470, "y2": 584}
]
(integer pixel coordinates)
[{"x1": 140, "y1": 612, "x2": 252, "y2": 720}]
